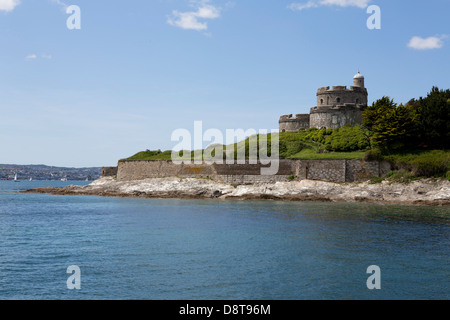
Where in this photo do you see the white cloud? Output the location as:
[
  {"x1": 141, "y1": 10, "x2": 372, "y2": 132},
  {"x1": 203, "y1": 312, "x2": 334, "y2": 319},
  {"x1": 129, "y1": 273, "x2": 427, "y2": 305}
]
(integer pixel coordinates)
[
  {"x1": 49, "y1": 0, "x2": 68, "y2": 11},
  {"x1": 25, "y1": 53, "x2": 53, "y2": 60},
  {"x1": 25, "y1": 54, "x2": 37, "y2": 60},
  {"x1": 407, "y1": 35, "x2": 447, "y2": 50},
  {"x1": 288, "y1": 1, "x2": 318, "y2": 11},
  {"x1": 0, "y1": 0, "x2": 20, "y2": 12},
  {"x1": 289, "y1": 0, "x2": 371, "y2": 11},
  {"x1": 168, "y1": 0, "x2": 221, "y2": 31}
]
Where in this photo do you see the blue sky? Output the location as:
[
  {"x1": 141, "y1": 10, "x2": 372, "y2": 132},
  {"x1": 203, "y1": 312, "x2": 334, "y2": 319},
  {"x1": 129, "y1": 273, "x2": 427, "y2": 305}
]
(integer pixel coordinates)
[{"x1": 0, "y1": 0, "x2": 449, "y2": 167}]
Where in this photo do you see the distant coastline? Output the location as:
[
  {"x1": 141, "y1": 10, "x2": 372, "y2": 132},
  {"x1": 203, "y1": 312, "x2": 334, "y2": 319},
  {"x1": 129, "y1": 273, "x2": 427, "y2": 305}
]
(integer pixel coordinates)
[
  {"x1": 0, "y1": 164, "x2": 101, "y2": 181},
  {"x1": 22, "y1": 176, "x2": 450, "y2": 207}
]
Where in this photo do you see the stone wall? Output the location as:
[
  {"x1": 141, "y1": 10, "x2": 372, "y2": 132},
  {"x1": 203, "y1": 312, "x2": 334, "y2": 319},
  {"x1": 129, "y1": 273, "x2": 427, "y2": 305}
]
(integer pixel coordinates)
[
  {"x1": 298, "y1": 160, "x2": 347, "y2": 182},
  {"x1": 114, "y1": 160, "x2": 392, "y2": 183},
  {"x1": 117, "y1": 161, "x2": 217, "y2": 181},
  {"x1": 316, "y1": 86, "x2": 368, "y2": 106},
  {"x1": 279, "y1": 114, "x2": 310, "y2": 132},
  {"x1": 345, "y1": 159, "x2": 392, "y2": 182},
  {"x1": 101, "y1": 166, "x2": 118, "y2": 177},
  {"x1": 309, "y1": 105, "x2": 364, "y2": 129}
]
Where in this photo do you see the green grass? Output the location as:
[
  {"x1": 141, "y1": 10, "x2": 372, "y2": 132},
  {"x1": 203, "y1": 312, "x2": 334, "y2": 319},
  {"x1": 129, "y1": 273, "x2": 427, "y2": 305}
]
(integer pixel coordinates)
[
  {"x1": 366, "y1": 150, "x2": 450, "y2": 182},
  {"x1": 121, "y1": 127, "x2": 371, "y2": 162},
  {"x1": 121, "y1": 148, "x2": 366, "y2": 162},
  {"x1": 289, "y1": 149, "x2": 365, "y2": 160},
  {"x1": 120, "y1": 130, "x2": 367, "y2": 162},
  {"x1": 120, "y1": 150, "x2": 173, "y2": 162},
  {"x1": 120, "y1": 149, "x2": 219, "y2": 162},
  {"x1": 383, "y1": 150, "x2": 450, "y2": 178},
  {"x1": 119, "y1": 130, "x2": 449, "y2": 180}
]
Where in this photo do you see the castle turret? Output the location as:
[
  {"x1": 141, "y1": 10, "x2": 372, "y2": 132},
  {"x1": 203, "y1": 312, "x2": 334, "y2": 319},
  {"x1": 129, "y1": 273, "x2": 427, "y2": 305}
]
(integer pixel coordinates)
[
  {"x1": 310, "y1": 72, "x2": 368, "y2": 129},
  {"x1": 279, "y1": 71, "x2": 369, "y2": 132},
  {"x1": 279, "y1": 113, "x2": 310, "y2": 132},
  {"x1": 353, "y1": 71, "x2": 365, "y2": 88}
]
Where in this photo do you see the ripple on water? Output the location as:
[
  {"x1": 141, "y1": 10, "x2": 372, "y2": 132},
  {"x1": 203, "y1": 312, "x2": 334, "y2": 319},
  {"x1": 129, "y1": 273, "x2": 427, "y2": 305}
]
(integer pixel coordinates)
[{"x1": 0, "y1": 181, "x2": 448, "y2": 299}]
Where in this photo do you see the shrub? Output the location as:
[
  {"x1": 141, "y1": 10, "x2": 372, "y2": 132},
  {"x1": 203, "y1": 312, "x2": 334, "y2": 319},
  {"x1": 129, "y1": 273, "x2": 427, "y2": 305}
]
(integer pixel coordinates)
[
  {"x1": 369, "y1": 177, "x2": 384, "y2": 184},
  {"x1": 364, "y1": 148, "x2": 383, "y2": 161},
  {"x1": 285, "y1": 140, "x2": 306, "y2": 157},
  {"x1": 325, "y1": 126, "x2": 371, "y2": 152},
  {"x1": 411, "y1": 159, "x2": 447, "y2": 177},
  {"x1": 385, "y1": 170, "x2": 397, "y2": 178},
  {"x1": 385, "y1": 150, "x2": 450, "y2": 178},
  {"x1": 386, "y1": 169, "x2": 415, "y2": 183}
]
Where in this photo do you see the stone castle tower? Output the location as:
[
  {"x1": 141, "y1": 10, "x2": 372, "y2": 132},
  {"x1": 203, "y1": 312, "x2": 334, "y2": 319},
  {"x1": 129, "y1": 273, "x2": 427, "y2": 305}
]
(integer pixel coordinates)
[{"x1": 279, "y1": 72, "x2": 368, "y2": 132}]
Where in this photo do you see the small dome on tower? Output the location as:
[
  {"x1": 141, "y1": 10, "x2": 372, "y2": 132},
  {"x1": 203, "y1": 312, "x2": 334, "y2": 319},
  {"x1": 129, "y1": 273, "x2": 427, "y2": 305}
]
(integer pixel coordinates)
[{"x1": 354, "y1": 71, "x2": 364, "y2": 79}]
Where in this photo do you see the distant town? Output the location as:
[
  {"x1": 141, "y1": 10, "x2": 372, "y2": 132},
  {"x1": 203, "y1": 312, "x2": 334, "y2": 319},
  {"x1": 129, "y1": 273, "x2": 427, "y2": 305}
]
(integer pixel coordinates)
[{"x1": 0, "y1": 164, "x2": 101, "y2": 181}]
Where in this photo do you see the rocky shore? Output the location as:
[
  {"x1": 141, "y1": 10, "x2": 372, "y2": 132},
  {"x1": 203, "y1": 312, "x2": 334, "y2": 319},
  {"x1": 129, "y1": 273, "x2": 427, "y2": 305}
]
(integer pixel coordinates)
[{"x1": 21, "y1": 176, "x2": 450, "y2": 206}]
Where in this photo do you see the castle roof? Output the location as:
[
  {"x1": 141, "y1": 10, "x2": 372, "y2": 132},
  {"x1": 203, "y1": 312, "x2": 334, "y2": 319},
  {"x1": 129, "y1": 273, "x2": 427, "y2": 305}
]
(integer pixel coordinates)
[{"x1": 354, "y1": 71, "x2": 364, "y2": 79}]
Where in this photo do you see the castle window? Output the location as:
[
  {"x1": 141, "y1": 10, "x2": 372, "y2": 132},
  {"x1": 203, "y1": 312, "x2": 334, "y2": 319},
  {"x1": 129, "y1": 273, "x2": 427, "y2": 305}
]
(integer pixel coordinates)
[
  {"x1": 336, "y1": 98, "x2": 341, "y2": 103},
  {"x1": 356, "y1": 98, "x2": 360, "y2": 104},
  {"x1": 320, "y1": 99, "x2": 324, "y2": 105}
]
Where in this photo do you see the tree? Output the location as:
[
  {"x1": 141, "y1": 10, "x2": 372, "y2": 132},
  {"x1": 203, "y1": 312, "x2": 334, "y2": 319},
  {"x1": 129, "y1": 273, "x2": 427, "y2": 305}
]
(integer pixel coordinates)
[
  {"x1": 363, "y1": 97, "x2": 419, "y2": 151},
  {"x1": 414, "y1": 87, "x2": 450, "y2": 149}
]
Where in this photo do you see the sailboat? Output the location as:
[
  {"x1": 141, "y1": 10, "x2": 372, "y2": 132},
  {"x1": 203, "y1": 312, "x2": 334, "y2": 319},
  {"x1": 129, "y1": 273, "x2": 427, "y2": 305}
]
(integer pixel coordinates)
[
  {"x1": 61, "y1": 176, "x2": 68, "y2": 181},
  {"x1": 14, "y1": 173, "x2": 19, "y2": 182}
]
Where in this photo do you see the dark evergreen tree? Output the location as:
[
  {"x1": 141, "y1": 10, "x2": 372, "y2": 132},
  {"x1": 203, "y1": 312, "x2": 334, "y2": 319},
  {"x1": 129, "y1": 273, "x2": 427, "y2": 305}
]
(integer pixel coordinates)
[{"x1": 415, "y1": 87, "x2": 450, "y2": 149}]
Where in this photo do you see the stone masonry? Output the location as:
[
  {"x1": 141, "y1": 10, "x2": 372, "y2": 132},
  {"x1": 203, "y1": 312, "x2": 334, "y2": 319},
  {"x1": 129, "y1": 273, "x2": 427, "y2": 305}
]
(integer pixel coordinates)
[
  {"x1": 279, "y1": 71, "x2": 368, "y2": 131},
  {"x1": 108, "y1": 159, "x2": 391, "y2": 184}
]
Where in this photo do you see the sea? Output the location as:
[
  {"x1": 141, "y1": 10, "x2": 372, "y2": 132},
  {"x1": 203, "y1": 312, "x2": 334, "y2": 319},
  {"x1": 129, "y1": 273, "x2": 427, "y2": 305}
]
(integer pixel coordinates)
[{"x1": 0, "y1": 180, "x2": 448, "y2": 300}]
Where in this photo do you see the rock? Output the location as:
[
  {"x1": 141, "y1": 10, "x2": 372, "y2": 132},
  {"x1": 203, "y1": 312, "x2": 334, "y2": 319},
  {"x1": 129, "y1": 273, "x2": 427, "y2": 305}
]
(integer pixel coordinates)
[{"x1": 20, "y1": 177, "x2": 450, "y2": 206}]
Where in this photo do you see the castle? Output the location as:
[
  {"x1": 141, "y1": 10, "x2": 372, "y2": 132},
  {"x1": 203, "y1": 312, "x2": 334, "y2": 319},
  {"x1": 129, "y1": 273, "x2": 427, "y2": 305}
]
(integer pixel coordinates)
[
  {"x1": 102, "y1": 72, "x2": 391, "y2": 185},
  {"x1": 279, "y1": 72, "x2": 368, "y2": 132}
]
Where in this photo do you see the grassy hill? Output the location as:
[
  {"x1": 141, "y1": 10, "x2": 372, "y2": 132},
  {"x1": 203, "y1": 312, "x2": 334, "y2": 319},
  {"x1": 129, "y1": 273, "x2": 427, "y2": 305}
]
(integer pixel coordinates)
[
  {"x1": 120, "y1": 126, "x2": 449, "y2": 180},
  {"x1": 120, "y1": 127, "x2": 369, "y2": 162}
]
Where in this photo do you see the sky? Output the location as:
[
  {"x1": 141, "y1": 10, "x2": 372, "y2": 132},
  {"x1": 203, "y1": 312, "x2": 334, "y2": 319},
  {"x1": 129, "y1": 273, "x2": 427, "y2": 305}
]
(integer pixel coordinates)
[{"x1": 0, "y1": 0, "x2": 449, "y2": 167}]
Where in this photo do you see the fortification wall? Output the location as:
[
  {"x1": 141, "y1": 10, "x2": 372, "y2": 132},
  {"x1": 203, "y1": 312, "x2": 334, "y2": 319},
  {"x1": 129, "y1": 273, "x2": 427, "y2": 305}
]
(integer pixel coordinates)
[
  {"x1": 115, "y1": 160, "x2": 391, "y2": 184},
  {"x1": 117, "y1": 161, "x2": 217, "y2": 181},
  {"x1": 316, "y1": 86, "x2": 367, "y2": 106},
  {"x1": 309, "y1": 106, "x2": 364, "y2": 129},
  {"x1": 102, "y1": 166, "x2": 118, "y2": 177},
  {"x1": 298, "y1": 160, "x2": 347, "y2": 182},
  {"x1": 345, "y1": 160, "x2": 392, "y2": 182},
  {"x1": 279, "y1": 84, "x2": 368, "y2": 132},
  {"x1": 279, "y1": 114, "x2": 310, "y2": 132}
]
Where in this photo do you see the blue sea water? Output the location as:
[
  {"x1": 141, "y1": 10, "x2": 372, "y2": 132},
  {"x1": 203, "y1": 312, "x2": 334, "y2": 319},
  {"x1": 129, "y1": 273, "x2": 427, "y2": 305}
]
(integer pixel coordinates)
[{"x1": 0, "y1": 180, "x2": 448, "y2": 300}]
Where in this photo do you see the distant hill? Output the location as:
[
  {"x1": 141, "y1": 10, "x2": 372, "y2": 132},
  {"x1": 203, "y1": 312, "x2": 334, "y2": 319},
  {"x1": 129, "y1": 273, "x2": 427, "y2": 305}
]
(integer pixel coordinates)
[{"x1": 0, "y1": 164, "x2": 101, "y2": 181}]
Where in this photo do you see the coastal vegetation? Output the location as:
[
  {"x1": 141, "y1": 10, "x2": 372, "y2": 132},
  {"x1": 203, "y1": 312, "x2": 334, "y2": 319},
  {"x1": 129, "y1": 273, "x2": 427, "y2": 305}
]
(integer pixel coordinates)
[
  {"x1": 363, "y1": 87, "x2": 449, "y2": 151},
  {"x1": 122, "y1": 86, "x2": 449, "y2": 180},
  {"x1": 120, "y1": 129, "x2": 369, "y2": 163},
  {"x1": 362, "y1": 87, "x2": 449, "y2": 180}
]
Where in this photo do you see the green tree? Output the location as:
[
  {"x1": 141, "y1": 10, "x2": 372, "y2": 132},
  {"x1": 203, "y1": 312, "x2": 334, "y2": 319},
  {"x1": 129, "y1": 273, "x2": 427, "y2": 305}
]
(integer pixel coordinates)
[
  {"x1": 363, "y1": 97, "x2": 419, "y2": 150},
  {"x1": 414, "y1": 87, "x2": 450, "y2": 149}
]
